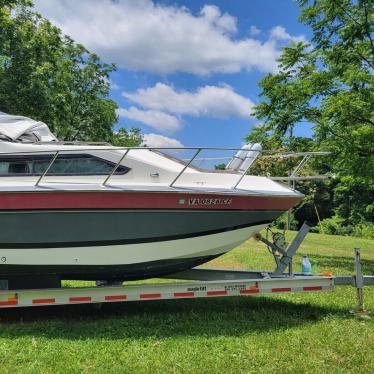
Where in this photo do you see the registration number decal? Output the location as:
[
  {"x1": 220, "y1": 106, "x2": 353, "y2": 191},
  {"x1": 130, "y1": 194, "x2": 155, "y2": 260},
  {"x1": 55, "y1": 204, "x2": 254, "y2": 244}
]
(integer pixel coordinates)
[{"x1": 188, "y1": 198, "x2": 232, "y2": 206}]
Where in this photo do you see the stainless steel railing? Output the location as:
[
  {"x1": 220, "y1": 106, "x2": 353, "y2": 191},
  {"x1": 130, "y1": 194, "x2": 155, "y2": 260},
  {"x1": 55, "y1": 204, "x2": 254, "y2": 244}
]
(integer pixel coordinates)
[{"x1": 0, "y1": 146, "x2": 331, "y2": 189}]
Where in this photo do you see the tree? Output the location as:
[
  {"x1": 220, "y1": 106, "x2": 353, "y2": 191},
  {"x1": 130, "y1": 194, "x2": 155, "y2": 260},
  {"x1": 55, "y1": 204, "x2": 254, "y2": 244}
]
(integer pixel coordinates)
[
  {"x1": 249, "y1": 0, "x2": 374, "y2": 231},
  {"x1": 111, "y1": 128, "x2": 144, "y2": 148},
  {"x1": 245, "y1": 125, "x2": 334, "y2": 228},
  {"x1": 254, "y1": 0, "x2": 374, "y2": 178},
  {"x1": 0, "y1": 0, "x2": 142, "y2": 146}
]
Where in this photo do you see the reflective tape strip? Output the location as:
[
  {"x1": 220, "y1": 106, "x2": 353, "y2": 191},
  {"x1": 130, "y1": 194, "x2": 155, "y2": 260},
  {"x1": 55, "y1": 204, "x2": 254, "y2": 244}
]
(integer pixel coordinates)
[
  {"x1": 140, "y1": 293, "x2": 161, "y2": 299},
  {"x1": 69, "y1": 296, "x2": 92, "y2": 303},
  {"x1": 0, "y1": 298, "x2": 18, "y2": 306},
  {"x1": 303, "y1": 286, "x2": 323, "y2": 291},
  {"x1": 105, "y1": 295, "x2": 127, "y2": 301},
  {"x1": 240, "y1": 288, "x2": 259, "y2": 294},
  {"x1": 174, "y1": 292, "x2": 195, "y2": 298},
  {"x1": 207, "y1": 290, "x2": 227, "y2": 296},
  {"x1": 32, "y1": 298, "x2": 55, "y2": 304},
  {"x1": 271, "y1": 287, "x2": 292, "y2": 293}
]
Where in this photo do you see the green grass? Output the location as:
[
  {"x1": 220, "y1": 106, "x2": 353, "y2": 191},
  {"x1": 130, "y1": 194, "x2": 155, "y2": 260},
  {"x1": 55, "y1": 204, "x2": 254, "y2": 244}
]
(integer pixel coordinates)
[{"x1": 0, "y1": 231, "x2": 374, "y2": 373}]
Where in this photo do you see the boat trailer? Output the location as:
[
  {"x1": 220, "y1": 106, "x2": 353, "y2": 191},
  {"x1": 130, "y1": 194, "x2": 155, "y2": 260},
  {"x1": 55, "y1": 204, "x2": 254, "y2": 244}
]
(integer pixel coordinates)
[{"x1": 0, "y1": 223, "x2": 373, "y2": 314}]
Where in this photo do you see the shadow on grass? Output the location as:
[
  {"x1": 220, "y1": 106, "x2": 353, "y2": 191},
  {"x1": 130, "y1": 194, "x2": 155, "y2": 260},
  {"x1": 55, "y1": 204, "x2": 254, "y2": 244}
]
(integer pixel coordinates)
[
  {"x1": 0, "y1": 295, "x2": 347, "y2": 340},
  {"x1": 308, "y1": 253, "x2": 374, "y2": 274}
]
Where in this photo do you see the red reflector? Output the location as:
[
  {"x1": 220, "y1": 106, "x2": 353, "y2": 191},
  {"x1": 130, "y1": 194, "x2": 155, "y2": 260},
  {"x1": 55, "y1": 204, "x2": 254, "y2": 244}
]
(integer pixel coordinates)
[
  {"x1": 0, "y1": 299, "x2": 18, "y2": 306},
  {"x1": 303, "y1": 286, "x2": 322, "y2": 291},
  {"x1": 69, "y1": 296, "x2": 91, "y2": 302},
  {"x1": 240, "y1": 288, "x2": 259, "y2": 294},
  {"x1": 140, "y1": 293, "x2": 161, "y2": 299},
  {"x1": 207, "y1": 290, "x2": 227, "y2": 296},
  {"x1": 174, "y1": 292, "x2": 195, "y2": 298},
  {"x1": 105, "y1": 295, "x2": 127, "y2": 301},
  {"x1": 271, "y1": 287, "x2": 292, "y2": 293},
  {"x1": 32, "y1": 298, "x2": 55, "y2": 304}
]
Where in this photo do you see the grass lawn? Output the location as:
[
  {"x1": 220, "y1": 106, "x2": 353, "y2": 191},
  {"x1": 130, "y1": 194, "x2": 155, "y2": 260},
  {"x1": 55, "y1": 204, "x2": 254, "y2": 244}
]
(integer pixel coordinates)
[{"x1": 0, "y1": 231, "x2": 373, "y2": 373}]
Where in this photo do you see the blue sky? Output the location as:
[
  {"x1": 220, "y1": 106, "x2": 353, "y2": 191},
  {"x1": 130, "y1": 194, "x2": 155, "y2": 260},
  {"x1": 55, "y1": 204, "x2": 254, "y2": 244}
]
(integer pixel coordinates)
[{"x1": 34, "y1": 0, "x2": 312, "y2": 148}]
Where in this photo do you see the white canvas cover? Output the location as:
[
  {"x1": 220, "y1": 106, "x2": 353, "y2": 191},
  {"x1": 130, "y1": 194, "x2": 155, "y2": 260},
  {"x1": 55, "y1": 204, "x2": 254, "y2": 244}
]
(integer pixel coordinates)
[{"x1": 0, "y1": 112, "x2": 57, "y2": 142}]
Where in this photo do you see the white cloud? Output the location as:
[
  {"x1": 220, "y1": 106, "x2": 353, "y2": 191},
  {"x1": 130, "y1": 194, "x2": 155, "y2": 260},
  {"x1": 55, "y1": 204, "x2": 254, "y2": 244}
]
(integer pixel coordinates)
[
  {"x1": 142, "y1": 133, "x2": 184, "y2": 148},
  {"x1": 123, "y1": 83, "x2": 254, "y2": 119},
  {"x1": 117, "y1": 107, "x2": 181, "y2": 132},
  {"x1": 33, "y1": 0, "x2": 305, "y2": 75},
  {"x1": 249, "y1": 25, "x2": 261, "y2": 36},
  {"x1": 200, "y1": 5, "x2": 237, "y2": 34},
  {"x1": 270, "y1": 26, "x2": 306, "y2": 43}
]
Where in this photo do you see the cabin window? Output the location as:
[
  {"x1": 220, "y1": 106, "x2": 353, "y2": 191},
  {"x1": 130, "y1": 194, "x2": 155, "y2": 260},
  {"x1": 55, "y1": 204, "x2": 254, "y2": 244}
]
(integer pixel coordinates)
[{"x1": 0, "y1": 154, "x2": 130, "y2": 176}]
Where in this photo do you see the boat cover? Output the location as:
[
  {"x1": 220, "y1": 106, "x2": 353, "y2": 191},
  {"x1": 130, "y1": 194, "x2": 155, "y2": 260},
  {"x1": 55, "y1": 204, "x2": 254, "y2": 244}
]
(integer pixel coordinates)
[{"x1": 0, "y1": 112, "x2": 57, "y2": 142}]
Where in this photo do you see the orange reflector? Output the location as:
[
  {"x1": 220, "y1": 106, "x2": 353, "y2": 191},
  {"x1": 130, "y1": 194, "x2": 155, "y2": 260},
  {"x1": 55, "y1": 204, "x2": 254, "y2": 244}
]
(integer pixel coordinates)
[
  {"x1": 0, "y1": 299, "x2": 18, "y2": 306},
  {"x1": 321, "y1": 272, "x2": 334, "y2": 277},
  {"x1": 240, "y1": 288, "x2": 259, "y2": 294}
]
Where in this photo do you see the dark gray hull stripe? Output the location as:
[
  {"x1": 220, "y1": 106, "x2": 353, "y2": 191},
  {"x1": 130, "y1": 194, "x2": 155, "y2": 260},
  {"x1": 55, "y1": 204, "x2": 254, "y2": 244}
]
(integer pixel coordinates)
[
  {"x1": 0, "y1": 220, "x2": 270, "y2": 249},
  {"x1": 0, "y1": 209, "x2": 282, "y2": 247}
]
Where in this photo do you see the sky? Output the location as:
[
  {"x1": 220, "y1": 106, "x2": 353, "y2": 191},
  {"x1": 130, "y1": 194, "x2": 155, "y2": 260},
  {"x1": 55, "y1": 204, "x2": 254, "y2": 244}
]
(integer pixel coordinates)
[{"x1": 33, "y1": 0, "x2": 312, "y2": 149}]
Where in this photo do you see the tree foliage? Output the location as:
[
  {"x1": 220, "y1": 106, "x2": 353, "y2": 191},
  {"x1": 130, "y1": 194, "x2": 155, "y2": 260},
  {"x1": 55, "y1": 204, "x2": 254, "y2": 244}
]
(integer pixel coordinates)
[
  {"x1": 249, "y1": 0, "x2": 373, "y2": 234},
  {"x1": 0, "y1": 0, "x2": 142, "y2": 145},
  {"x1": 254, "y1": 0, "x2": 374, "y2": 178},
  {"x1": 245, "y1": 125, "x2": 335, "y2": 228},
  {"x1": 111, "y1": 128, "x2": 143, "y2": 148}
]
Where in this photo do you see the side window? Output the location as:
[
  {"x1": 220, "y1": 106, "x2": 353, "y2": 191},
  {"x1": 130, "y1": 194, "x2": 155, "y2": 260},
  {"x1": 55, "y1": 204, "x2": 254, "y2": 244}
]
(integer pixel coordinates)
[
  {"x1": 0, "y1": 160, "x2": 32, "y2": 175},
  {"x1": 0, "y1": 155, "x2": 130, "y2": 176}
]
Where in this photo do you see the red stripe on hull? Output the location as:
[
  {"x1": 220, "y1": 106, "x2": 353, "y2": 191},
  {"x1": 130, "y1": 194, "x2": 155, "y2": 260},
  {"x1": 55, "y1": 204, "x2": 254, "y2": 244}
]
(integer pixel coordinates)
[{"x1": 0, "y1": 191, "x2": 300, "y2": 211}]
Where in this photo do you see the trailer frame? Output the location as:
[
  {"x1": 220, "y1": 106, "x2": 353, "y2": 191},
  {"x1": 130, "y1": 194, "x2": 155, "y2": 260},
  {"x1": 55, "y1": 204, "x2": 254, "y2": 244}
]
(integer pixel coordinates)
[{"x1": 0, "y1": 224, "x2": 372, "y2": 311}]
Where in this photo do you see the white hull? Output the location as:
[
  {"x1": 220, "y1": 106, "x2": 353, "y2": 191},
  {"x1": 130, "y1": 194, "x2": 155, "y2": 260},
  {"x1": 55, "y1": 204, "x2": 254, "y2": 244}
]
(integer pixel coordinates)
[{"x1": 0, "y1": 224, "x2": 267, "y2": 267}]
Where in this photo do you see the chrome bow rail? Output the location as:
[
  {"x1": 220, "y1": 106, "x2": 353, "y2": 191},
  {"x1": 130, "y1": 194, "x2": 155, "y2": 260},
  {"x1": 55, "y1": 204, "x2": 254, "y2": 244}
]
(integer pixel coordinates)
[{"x1": 0, "y1": 146, "x2": 331, "y2": 189}]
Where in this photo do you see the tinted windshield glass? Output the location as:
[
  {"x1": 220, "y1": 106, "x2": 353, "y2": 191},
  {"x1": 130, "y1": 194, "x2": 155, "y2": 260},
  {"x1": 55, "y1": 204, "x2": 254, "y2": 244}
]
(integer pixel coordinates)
[{"x1": 0, "y1": 155, "x2": 130, "y2": 176}]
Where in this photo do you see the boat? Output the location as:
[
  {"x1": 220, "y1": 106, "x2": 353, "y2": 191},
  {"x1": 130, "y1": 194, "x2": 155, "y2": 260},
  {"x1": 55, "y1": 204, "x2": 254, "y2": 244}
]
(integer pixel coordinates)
[{"x1": 0, "y1": 112, "x2": 302, "y2": 288}]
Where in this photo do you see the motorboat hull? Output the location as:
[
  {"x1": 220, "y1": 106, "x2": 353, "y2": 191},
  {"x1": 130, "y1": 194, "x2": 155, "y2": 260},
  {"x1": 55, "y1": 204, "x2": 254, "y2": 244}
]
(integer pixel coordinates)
[
  {"x1": 0, "y1": 224, "x2": 267, "y2": 280},
  {"x1": 0, "y1": 190, "x2": 300, "y2": 281}
]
